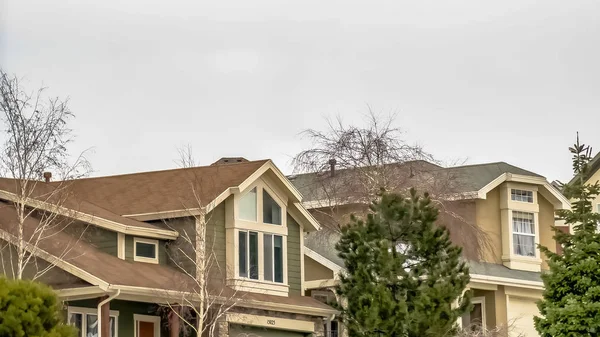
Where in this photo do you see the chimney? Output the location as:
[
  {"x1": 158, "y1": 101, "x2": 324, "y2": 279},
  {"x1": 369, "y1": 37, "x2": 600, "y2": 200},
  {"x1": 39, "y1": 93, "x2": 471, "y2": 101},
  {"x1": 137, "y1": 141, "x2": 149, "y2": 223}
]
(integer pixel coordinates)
[
  {"x1": 328, "y1": 158, "x2": 337, "y2": 177},
  {"x1": 43, "y1": 172, "x2": 52, "y2": 183}
]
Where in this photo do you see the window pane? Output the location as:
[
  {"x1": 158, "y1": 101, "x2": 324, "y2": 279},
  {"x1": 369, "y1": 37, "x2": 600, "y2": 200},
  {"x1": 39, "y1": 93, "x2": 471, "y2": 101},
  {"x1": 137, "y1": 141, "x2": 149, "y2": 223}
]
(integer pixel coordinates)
[
  {"x1": 240, "y1": 188, "x2": 257, "y2": 221},
  {"x1": 69, "y1": 313, "x2": 83, "y2": 337},
  {"x1": 249, "y1": 232, "x2": 259, "y2": 280},
  {"x1": 264, "y1": 234, "x2": 273, "y2": 281},
  {"x1": 511, "y1": 189, "x2": 533, "y2": 203},
  {"x1": 513, "y1": 234, "x2": 535, "y2": 256},
  {"x1": 87, "y1": 314, "x2": 99, "y2": 337},
  {"x1": 110, "y1": 317, "x2": 116, "y2": 337},
  {"x1": 239, "y1": 231, "x2": 247, "y2": 277},
  {"x1": 274, "y1": 235, "x2": 283, "y2": 283},
  {"x1": 263, "y1": 190, "x2": 282, "y2": 225},
  {"x1": 135, "y1": 241, "x2": 156, "y2": 259},
  {"x1": 512, "y1": 212, "x2": 534, "y2": 234}
]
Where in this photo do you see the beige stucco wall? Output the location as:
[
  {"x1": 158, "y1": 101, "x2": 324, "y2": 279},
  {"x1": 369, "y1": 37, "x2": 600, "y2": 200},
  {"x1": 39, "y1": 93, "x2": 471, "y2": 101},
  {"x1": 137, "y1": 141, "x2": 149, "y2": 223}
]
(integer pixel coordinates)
[
  {"x1": 472, "y1": 289, "x2": 497, "y2": 329},
  {"x1": 538, "y1": 194, "x2": 557, "y2": 270},
  {"x1": 304, "y1": 256, "x2": 334, "y2": 281},
  {"x1": 476, "y1": 187, "x2": 503, "y2": 264},
  {"x1": 586, "y1": 167, "x2": 600, "y2": 212}
]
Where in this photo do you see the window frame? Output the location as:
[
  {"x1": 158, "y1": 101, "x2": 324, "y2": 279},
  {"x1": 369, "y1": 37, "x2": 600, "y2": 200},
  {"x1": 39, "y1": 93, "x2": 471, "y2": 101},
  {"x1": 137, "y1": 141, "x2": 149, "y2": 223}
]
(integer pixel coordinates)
[
  {"x1": 67, "y1": 306, "x2": 119, "y2": 337},
  {"x1": 511, "y1": 188, "x2": 534, "y2": 203},
  {"x1": 235, "y1": 229, "x2": 286, "y2": 285},
  {"x1": 463, "y1": 297, "x2": 486, "y2": 331},
  {"x1": 133, "y1": 237, "x2": 159, "y2": 264},
  {"x1": 512, "y1": 211, "x2": 536, "y2": 257}
]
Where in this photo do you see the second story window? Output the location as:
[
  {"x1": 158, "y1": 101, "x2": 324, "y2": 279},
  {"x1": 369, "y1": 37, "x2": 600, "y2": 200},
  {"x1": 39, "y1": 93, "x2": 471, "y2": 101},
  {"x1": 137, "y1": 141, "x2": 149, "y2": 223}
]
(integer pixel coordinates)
[
  {"x1": 263, "y1": 190, "x2": 282, "y2": 225},
  {"x1": 511, "y1": 189, "x2": 533, "y2": 203},
  {"x1": 134, "y1": 237, "x2": 159, "y2": 264},
  {"x1": 513, "y1": 211, "x2": 535, "y2": 257}
]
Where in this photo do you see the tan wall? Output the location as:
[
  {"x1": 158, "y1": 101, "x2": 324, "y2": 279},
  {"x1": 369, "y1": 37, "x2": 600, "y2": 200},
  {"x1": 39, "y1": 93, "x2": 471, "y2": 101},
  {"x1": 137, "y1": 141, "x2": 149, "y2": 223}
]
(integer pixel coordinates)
[
  {"x1": 304, "y1": 256, "x2": 334, "y2": 281},
  {"x1": 476, "y1": 187, "x2": 503, "y2": 264},
  {"x1": 507, "y1": 296, "x2": 539, "y2": 337},
  {"x1": 472, "y1": 289, "x2": 497, "y2": 328},
  {"x1": 586, "y1": 167, "x2": 600, "y2": 212},
  {"x1": 538, "y1": 194, "x2": 557, "y2": 270}
]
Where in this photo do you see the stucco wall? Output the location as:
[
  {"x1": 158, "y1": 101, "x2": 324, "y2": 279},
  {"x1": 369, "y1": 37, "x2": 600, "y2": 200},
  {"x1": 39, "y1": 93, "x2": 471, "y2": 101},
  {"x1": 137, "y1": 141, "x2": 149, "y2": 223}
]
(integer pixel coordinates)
[
  {"x1": 476, "y1": 187, "x2": 503, "y2": 264},
  {"x1": 538, "y1": 194, "x2": 557, "y2": 270},
  {"x1": 304, "y1": 256, "x2": 334, "y2": 281}
]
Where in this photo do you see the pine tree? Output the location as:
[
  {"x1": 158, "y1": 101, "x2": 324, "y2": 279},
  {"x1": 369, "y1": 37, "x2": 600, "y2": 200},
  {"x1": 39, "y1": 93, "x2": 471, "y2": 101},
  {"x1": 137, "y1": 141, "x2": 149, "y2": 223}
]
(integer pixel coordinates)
[
  {"x1": 535, "y1": 137, "x2": 600, "y2": 336},
  {"x1": 335, "y1": 189, "x2": 471, "y2": 337}
]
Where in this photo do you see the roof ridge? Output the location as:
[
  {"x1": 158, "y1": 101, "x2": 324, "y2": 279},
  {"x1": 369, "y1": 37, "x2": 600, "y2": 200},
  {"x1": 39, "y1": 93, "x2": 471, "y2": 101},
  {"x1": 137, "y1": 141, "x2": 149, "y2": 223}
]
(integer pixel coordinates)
[
  {"x1": 444, "y1": 161, "x2": 507, "y2": 170},
  {"x1": 55, "y1": 159, "x2": 270, "y2": 182}
]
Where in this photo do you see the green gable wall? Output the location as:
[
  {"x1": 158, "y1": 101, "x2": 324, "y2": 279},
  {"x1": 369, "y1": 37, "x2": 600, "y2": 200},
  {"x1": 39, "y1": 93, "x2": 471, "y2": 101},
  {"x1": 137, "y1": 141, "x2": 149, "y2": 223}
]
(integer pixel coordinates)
[
  {"x1": 287, "y1": 215, "x2": 302, "y2": 295},
  {"x1": 66, "y1": 221, "x2": 118, "y2": 256}
]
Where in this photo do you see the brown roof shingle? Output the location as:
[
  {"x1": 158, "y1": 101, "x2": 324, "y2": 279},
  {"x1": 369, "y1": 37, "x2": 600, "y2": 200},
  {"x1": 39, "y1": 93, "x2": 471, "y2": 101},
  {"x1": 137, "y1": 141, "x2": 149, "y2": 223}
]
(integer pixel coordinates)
[{"x1": 58, "y1": 160, "x2": 269, "y2": 216}]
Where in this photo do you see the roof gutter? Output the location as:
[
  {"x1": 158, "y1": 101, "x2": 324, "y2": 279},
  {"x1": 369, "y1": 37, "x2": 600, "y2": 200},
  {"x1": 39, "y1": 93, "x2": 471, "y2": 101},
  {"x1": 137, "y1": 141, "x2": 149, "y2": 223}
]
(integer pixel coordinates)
[{"x1": 97, "y1": 289, "x2": 120, "y2": 337}]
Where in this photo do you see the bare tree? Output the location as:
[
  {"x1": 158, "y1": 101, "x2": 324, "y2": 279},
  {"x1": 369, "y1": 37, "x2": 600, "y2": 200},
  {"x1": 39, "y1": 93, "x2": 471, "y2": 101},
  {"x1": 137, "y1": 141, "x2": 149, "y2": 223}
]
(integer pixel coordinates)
[
  {"x1": 161, "y1": 148, "x2": 242, "y2": 337},
  {"x1": 0, "y1": 69, "x2": 90, "y2": 279},
  {"x1": 292, "y1": 110, "x2": 487, "y2": 259}
]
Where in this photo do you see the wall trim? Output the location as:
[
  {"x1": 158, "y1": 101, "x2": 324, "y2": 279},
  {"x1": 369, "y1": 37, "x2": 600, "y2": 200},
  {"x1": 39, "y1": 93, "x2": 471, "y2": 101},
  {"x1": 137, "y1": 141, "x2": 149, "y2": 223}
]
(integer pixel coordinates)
[
  {"x1": 226, "y1": 312, "x2": 315, "y2": 333},
  {"x1": 304, "y1": 247, "x2": 342, "y2": 274}
]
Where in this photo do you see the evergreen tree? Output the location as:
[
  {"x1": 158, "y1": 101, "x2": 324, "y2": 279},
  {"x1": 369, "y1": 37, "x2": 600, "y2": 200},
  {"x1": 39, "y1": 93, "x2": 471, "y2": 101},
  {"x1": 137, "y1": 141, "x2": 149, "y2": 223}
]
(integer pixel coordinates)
[
  {"x1": 335, "y1": 189, "x2": 470, "y2": 337},
  {"x1": 0, "y1": 277, "x2": 77, "y2": 337},
  {"x1": 535, "y1": 137, "x2": 600, "y2": 336}
]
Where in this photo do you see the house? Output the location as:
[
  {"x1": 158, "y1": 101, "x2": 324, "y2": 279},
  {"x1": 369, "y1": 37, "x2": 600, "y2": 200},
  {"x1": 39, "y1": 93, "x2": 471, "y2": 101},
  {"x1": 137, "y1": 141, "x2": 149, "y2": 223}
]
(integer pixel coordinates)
[
  {"x1": 0, "y1": 159, "x2": 338, "y2": 337},
  {"x1": 290, "y1": 161, "x2": 570, "y2": 337}
]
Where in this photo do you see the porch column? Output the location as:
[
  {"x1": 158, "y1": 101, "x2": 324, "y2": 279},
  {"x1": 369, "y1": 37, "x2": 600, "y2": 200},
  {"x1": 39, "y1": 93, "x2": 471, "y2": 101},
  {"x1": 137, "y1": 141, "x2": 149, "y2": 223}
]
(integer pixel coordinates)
[
  {"x1": 98, "y1": 296, "x2": 110, "y2": 337},
  {"x1": 168, "y1": 307, "x2": 180, "y2": 337}
]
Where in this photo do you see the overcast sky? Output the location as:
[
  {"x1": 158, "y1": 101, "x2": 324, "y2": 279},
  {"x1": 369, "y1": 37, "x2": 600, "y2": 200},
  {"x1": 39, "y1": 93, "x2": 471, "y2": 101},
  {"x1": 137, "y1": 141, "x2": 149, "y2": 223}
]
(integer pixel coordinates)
[{"x1": 1, "y1": 0, "x2": 599, "y2": 182}]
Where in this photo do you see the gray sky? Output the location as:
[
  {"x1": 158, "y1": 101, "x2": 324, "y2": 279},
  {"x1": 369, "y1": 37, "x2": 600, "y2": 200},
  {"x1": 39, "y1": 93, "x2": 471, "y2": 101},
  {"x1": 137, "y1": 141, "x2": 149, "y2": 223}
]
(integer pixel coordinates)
[{"x1": 1, "y1": 0, "x2": 599, "y2": 182}]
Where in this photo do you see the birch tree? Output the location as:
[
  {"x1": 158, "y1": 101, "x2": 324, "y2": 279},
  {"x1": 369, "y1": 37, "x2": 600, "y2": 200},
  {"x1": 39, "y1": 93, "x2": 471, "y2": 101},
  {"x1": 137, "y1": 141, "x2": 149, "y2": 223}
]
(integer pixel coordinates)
[
  {"x1": 0, "y1": 69, "x2": 90, "y2": 280},
  {"x1": 163, "y1": 146, "x2": 241, "y2": 337}
]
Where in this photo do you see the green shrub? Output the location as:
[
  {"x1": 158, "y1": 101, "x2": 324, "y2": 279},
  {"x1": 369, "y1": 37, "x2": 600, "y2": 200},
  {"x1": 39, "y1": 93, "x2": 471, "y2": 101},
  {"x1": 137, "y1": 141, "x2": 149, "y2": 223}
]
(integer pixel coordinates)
[{"x1": 0, "y1": 277, "x2": 77, "y2": 337}]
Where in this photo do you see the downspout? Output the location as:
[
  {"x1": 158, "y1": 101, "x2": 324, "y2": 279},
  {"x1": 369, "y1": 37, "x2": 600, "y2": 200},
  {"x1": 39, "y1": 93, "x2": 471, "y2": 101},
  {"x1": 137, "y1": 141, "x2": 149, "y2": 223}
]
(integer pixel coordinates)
[{"x1": 97, "y1": 289, "x2": 121, "y2": 337}]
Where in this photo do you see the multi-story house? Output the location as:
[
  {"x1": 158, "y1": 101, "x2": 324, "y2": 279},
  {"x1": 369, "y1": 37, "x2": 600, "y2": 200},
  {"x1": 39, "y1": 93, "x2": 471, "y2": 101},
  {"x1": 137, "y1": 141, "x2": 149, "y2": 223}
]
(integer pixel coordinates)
[
  {"x1": 0, "y1": 159, "x2": 337, "y2": 337},
  {"x1": 291, "y1": 161, "x2": 570, "y2": 337}
]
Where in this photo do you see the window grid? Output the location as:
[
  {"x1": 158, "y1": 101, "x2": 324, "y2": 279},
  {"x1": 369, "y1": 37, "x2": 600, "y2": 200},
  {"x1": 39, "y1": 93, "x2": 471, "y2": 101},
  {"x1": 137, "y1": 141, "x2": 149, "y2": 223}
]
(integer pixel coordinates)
[
  {"x1": 511, "y1": 189, "x2": 533, "y2": 203},
  {"x1": 238, "y1": 230, "x2": 284, "y2": 284}
]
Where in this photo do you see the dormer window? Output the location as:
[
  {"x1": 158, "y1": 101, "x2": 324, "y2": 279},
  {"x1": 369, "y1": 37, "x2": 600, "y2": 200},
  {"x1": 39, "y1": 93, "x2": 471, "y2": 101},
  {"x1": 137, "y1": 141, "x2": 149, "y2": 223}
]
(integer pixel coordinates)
[
  {"x1": 134, "y1": 238, "x2": 159, "y2": 264},
  {"x1": 511, "y1": 189, "x2": 533, "y2": 203}
]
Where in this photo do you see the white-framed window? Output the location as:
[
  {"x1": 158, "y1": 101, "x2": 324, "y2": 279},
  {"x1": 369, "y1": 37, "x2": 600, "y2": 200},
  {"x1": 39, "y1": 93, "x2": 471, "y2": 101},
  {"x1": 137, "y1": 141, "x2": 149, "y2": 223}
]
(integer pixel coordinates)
[
  {"x1": 461, "y1": 297, "x2": 486, "y2": 332},
  {"x1": 511, "y1": 189, "x2": 533, "y2": 203},
  {"x1": 68, "y1": 306, "x2": 119, "y2": 337},
  {"x1": 238, "y1": 185, "x2": 284, "y2": 226},
  {"x1": 133, "y1": 314, "x2": 160, "y2": 337},
  {"x1": 133, "y1": 237, "x2": 159, "y2": 264},
  {"x1": 512, "y1": 211, "x2": 536, "y2": 257},
  {"x1": 237, "y1": 230, "x2": 285, "y2": 284}
]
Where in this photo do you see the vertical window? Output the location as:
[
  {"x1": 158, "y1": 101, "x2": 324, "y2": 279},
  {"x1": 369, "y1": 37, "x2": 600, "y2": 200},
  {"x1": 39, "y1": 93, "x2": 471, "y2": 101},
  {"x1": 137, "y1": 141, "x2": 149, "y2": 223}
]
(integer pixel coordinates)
[
  {"x1": 511, "y1": 189, "x2": 533, "y2": 203},
  {"x1": 239, "y1": 188, "x2": 257, "y2": 221},
  {"x1": 274, "y1": 235, "x2": 283, "y2": 283},
  {"x1": 513, "y1": 211, "x2": 535, "y2": 257},
  {"x1": 69, "y1": 313, "x2": 83, "y2": 337},
  {"x1": 238, "y1": 231, "x2": 259, "y2": 280},
  {"x1": 239, "y1": 231, "x2": 247, "y2": 278},
  {"x1": 264, "y1": 234, "x2": 273, "y2": 282},
  {"x1": 263, "y1": 190, "x2": 282, "y2": 225},
  {"x1": 461, "y1": 300, "x2": 484, "y2": 331},
  {"x1": 249, "y1": 232, "x2": 258, "y2": 280}
]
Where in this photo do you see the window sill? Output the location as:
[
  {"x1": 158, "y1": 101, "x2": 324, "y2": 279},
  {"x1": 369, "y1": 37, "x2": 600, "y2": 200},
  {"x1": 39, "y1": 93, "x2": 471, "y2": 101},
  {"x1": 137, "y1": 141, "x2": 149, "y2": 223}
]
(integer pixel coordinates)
[
  {"x1": 502, "y1": 255, "x2": 541, "y2": 272},
  {"x1": 226, "y1": 278, "x2": 289, "y2": 297}
]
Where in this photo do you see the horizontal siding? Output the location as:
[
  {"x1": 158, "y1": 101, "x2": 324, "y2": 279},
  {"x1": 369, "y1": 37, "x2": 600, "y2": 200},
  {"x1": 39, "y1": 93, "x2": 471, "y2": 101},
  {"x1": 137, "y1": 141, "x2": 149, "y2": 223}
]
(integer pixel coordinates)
[
  {"x1": 66, "y1": 221, "x2": 118, "y2": 257},
  {"x1": 287, "y1": 214, "x2": 302, "y2": 295},
  {"x1": 206, "y1": 204, "x2": 226, "y2": 280}
]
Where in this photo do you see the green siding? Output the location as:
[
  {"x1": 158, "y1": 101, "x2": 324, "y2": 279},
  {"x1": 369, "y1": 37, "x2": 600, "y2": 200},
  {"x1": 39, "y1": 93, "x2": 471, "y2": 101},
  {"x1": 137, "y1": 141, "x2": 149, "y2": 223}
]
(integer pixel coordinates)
[
  {"x1": 230, "y1": 324, "x2": 308, "y2": 337},
  {"x1": 66, "y1": 221, "x2": 118, "y2": 256},
  {"x1": 162, "y1": 217, "x2": 197, "y2": 274},
  {"x1": 125, "y1": 235, "x2": 167, "y2": 265},
  {"x1": 206, "y1": 203, "x2": 227, "y2": 280},
  {"x1": 287, "y1": 215, "x2": 302, "y2": 295}
]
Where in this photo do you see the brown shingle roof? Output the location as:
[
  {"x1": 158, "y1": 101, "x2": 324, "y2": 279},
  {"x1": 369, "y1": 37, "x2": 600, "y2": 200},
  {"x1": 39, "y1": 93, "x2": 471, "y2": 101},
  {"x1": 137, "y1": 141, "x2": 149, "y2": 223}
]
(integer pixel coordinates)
[
  {"x1": 0, "y1": 178, "x2": 170, "y2": 233},
  {"x1": 57, "y1": 160, "x2": 269, "y2": 216}
]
